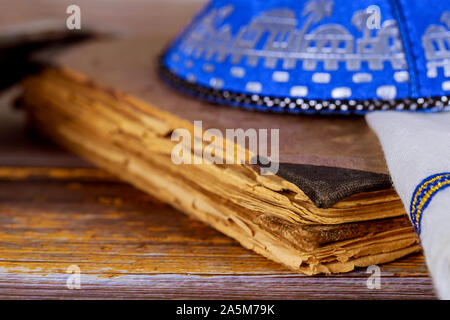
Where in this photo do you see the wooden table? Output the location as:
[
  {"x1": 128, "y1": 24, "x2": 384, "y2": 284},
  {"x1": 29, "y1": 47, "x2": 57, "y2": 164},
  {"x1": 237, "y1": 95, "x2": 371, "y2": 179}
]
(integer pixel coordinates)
[{"x1": 0, "y1": 0, "x2": 436, "y2": 299}]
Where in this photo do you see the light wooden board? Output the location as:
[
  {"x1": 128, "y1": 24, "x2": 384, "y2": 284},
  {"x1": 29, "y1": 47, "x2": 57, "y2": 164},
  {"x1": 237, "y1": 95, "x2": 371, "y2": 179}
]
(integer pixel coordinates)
[{"x1": 0, "y1": 0, "x2": 436, "y2": 299}]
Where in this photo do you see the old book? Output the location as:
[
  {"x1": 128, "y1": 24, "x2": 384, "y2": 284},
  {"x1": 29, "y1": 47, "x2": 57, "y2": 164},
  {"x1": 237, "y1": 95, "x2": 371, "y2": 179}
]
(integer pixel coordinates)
[{"x1": 20, "y1": 36, "x2": 420, "y2": 274}]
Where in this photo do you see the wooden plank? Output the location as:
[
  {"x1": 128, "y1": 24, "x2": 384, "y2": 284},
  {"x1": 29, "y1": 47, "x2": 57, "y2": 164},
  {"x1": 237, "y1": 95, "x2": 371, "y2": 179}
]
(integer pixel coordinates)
[
  {"x1": 0, "y1": 98, "x2": 436, "y2": 298},
  {"x1": 0, "y1": 0, "x2": 436, "y2": 299},
  {"x1": 22, "y1": 69, "x2": 421, "y2": 274},
  {"x1": 0, "y1": 172, "x2": 436, "y2": 299}
]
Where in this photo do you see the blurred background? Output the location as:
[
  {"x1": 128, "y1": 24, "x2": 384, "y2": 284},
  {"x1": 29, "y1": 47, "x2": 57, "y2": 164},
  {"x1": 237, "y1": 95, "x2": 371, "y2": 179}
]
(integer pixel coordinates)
[
  {"x1": 1, "y1": 0, "x2": 206, "y2": 35},
  {"x1": 0, "y1": 0, "x2": 437, "y2": 299}
]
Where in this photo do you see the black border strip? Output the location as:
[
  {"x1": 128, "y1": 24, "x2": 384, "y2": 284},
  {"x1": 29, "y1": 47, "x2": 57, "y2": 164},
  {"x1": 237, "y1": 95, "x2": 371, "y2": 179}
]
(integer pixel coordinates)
[{"x1": 158, "y1": 55, "x2": 450, "y2": 115}]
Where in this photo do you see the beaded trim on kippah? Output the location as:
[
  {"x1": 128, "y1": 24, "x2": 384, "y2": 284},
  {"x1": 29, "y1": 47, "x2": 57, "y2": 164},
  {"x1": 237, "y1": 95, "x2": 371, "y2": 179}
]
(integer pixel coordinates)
[
  {"x1": 158, "y1": 56, "x2": 450, "y2": 115},
  {"x1": 410, "y1": 173, "x2": 450, "y2": 234}
]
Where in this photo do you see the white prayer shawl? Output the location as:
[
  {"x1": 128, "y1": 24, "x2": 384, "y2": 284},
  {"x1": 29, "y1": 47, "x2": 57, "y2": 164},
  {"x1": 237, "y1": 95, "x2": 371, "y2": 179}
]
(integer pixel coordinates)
[{"x1": 366, "y1": 111, "x2": 450, "y2": 299}]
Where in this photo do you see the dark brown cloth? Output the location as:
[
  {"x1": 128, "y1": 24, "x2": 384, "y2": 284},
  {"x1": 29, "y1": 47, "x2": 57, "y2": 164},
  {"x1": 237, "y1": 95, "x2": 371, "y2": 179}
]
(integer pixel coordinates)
[{"x1": 276, "y1": 163, "x2": 392, "y2": 208}]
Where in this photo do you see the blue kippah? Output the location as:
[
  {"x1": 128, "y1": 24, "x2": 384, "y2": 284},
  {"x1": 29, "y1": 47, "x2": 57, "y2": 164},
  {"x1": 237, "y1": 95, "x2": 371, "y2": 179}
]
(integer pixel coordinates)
[{"x1": 160, "y1": 0, "x2": 450, "y2": 115}]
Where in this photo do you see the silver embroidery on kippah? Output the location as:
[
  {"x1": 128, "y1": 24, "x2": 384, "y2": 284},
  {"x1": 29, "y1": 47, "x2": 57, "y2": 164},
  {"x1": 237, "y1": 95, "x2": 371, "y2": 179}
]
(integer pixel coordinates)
[
  {"x1": 377, "y1": 85, "x2": 397, "y2": 99},
  {"x1": 203, "y1": 63, "x2": 215, "y2": 73},
  {"x1": 245, "y1": 81, "x2": 262, "y2": 93},
  {"x1": 186, "y1": 73, "x2": 196, "y2": 83},
  {"x1": 394, "y1": 71, "x2": 410, "y2": 83},
  {"x1": 290, "y1": 86, "x2": 308, "y2": 97},
  {"x1": 312, "y1": 72, "x2": 331, "y2": 83},
  {"x1": 160, "y1": 3, "x2": 450, "y2": 114},
  {"x1": 180, "y1": 2, "x2": 407, "y2": 73},
  {"x1": 352, "y1": 72, "x2": 372, "y2": 83},
  {"x1": 332, "y1": 87, "x2": 352, "y2": 99},
  {"x1": 210, "y1": 78, "x2": 224, "y2": 89},
  {"x1": 442, "y1": 81, "x2": 450, "y2": 91},
  {"x1": 230, "y1": 66, "x2": 245, "y2": 78},
  {"x1": 272, "y1": 71, "x2": 290, "y2": 82},
  {"x1": 422, "y1": 11, "x2": 450, "y2": 79}
]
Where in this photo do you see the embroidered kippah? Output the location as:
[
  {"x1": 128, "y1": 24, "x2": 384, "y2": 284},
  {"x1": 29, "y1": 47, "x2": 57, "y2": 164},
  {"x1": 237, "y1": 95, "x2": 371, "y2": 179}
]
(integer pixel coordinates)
[
  {"x1": 410, "y1": 173, "x2": 450, "y2": 234},
  {"x1": 160, "y1": 0, "x2": 450, "y2": 115}
]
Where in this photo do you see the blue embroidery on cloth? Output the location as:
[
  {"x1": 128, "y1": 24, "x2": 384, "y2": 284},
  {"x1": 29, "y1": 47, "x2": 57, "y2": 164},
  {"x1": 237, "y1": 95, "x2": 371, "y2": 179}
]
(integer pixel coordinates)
[{"x1": 410, "y1": 173, "x2": 450, "y2": 235}]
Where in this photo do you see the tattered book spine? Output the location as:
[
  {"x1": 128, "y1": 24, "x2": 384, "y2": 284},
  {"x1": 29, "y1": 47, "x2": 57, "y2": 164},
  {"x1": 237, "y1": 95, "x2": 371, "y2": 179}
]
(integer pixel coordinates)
[{"x1": 21, "y1": 68, "x2": 420, "y2": 274}]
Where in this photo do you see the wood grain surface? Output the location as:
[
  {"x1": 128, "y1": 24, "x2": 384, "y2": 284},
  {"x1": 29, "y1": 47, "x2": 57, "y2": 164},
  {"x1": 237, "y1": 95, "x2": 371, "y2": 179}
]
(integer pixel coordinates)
[
  {"x1": 0, "y1": 77, "x2": 436, "y2": 300},
  {"x1": 0, "y1": 0, "x2": 436, "y2": 299}
]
